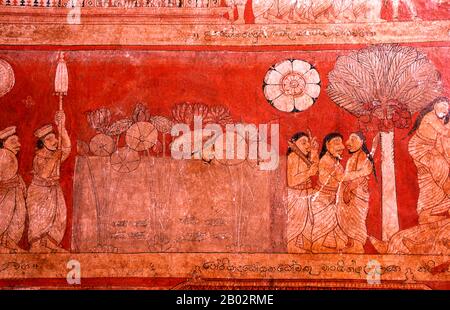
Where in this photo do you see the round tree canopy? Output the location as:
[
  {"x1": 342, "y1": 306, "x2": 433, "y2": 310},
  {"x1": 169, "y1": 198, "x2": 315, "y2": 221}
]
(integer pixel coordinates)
[{"x1": 327, "y1": 44, "x2": 442, "y2": 118}]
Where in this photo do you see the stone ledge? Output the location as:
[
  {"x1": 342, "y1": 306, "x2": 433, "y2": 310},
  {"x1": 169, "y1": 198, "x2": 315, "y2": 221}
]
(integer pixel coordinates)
[
  {"x1": 0, "y1": 253, "x2": 448, "y2": 283},
  {"x1": 0, "y1": 19, "x2": 449, "y2": 46}
]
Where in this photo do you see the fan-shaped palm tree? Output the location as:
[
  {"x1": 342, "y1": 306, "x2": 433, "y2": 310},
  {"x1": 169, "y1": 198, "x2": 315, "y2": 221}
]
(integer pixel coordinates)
[{"x1": 327, "y1": 44, "x2": 442, "y2": 241}]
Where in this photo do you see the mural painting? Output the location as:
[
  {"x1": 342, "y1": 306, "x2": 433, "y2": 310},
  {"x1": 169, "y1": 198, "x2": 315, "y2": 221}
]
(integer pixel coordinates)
[{"x1": 0, "y1": 0, "x2": 449, "y2": 290}]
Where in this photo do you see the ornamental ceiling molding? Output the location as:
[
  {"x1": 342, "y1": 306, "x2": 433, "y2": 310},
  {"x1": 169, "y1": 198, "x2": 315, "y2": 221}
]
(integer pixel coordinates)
[{"x1": 0, "y1": 9, "x2": 449, "y2": 46}]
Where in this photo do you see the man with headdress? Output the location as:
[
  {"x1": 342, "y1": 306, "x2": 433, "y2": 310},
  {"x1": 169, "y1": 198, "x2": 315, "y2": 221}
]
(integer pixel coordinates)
[
  {"x1": 408, "y1": 97, "x2": 450, "y2": 224},
  {"x1": 0, "y1": 126, "x2": 26, "y2": 253},
  {"x1": 337, "y1": 132, "x2": 377, "y2": 254},
  {"x1": 27, "y1": 111, "x2": 71, "y2": 253},
  {"x1": 286, "y1": 131, "x2": 319, "y2": 253},
  {"x1": 311, "y1": 132, "x2": 372, "y2": 253}
]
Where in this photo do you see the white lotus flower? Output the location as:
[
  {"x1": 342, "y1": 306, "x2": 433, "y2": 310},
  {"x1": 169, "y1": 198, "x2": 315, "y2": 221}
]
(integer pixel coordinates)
[{"x1": 263, "y1": 59, "x2": 321, "y2": 113}]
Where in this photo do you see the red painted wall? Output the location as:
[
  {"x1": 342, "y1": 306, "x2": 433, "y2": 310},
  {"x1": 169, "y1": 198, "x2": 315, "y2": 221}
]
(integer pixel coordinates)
[{"x1": 0, "y1": 44, "x2": 449, "y2": 252}]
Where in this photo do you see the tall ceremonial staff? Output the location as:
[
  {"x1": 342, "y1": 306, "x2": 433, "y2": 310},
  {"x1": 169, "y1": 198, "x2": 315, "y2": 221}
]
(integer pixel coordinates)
[{"x1": 54, "y1": 52, "x2": 68, "y2": 176}]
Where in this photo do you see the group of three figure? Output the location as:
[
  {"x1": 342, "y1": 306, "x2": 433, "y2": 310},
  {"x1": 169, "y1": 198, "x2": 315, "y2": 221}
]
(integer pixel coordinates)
[
  {"x1": 0, "y1": 110, "x2": 71, "y2": 253},
  {"x1": 286, "y1": 129, "x2": 376, "y2": 254}
]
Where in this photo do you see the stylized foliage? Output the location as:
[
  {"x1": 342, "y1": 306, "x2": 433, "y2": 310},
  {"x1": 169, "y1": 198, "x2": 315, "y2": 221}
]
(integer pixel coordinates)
[
  {"x1": 107, "y1": 119, "x2": 133, "y2": 136},
  {"x1": 87, "y1": 108, "x2": 112, "y2": 134},
  {"x1": 327, "y1": 44, "x2": 442, "y2": 128},
  {"x1": 172, "y1": 102, "x2": 234, "y2": 128},
  {"x1": 150, "y1": 115, "x2": 173, "y2": 134},
  {"x1": 204, "y1": 105, "x2": 234, "y2": 126},
  {"x1": 132, "y1": 102, "x2": 151, "y2": 123}
]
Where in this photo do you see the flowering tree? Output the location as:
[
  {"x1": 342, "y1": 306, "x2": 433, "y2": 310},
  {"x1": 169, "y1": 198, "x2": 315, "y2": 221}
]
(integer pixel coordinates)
[{"x1": 327, "y1": 44, "x2": 442, "y2": 240}]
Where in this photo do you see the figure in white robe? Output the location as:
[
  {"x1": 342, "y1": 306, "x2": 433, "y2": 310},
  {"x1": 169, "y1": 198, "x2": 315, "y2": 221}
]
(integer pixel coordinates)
[
  {"x1": 286, "y1": 132, "x2": 319, "y2": 253},
  {"x1": 407, "y1": 98, "x2": 450, "y2": 224},
  {"x1": 337, "y1": 132, "x2": 376, "y2": 254},
  {"x1": 28, "y1": 111, "x2": 71, "y2": 253},
  {"x1": 0, "y1": 126, "x2": 26, "y2": 253},
  {"x1": 311, "y1": 133, "x2": 372, "y2": 253},
  {"x1": 370, "y1": 98, "x2": 450, "y2": 255}
]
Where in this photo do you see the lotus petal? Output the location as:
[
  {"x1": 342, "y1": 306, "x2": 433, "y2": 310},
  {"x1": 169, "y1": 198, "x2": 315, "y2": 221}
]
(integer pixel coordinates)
[
  {"x1": 264, "y1": 84, "x2": 283, "y2": 101},
  {"x1": 292, "y1": 60, "x2": 311, "y2": 75},
  {"x1": 294, "y1": 94, "x2": 314, "y2": 111},
  {"x1": 272, "y1": 94, "x2": 295, "y2": 112},
  {"x1": 304, "y1": 68, "x2": 321, "y2": 84},
  {"x1": 264, "y1": 69, "x2": 283, "y2": 85},
  {"x1": 305, "y1": 83, "x2": 321, "y2": 98},
  {"x1": 274, "y1": 60, "x2": 293, "y2": 75}
]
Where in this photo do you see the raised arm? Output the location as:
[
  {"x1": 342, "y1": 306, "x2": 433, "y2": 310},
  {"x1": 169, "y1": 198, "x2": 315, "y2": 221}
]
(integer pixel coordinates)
[
  {"x1": 310, "y1": 136, "x2": 320, "y2": 164},
  {"x1": 55, "y1": 110, "x2": 71, "y2": 162},
  {"x1": 287, "y1": 154, "x2": 316, "y2": 187}
]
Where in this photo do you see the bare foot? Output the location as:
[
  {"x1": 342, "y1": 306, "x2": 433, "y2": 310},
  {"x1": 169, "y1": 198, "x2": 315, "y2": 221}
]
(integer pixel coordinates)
[
  {"x1": 343, "y1": 241, "x2": 365, "y2": 254},
  {"x1": 45, "y1": 240, "x2": 68, "y2": 253},
  {"x1": 402, "y1": 238, "x2": 432, "y2": 254},
  {"x1": 419, "y1": 212, "x2": 446, "y2": 225},
  {"x1": 369, "y1": 236, "x2": 388, "y2": 254},
  {"x1": 29, "y1": 242, "x2": 49, "y2": 253},
  {"x1": 311, "y1": 243, "x2": 338, "y2": 254},
  {"x1": 287, "y1": 244, "x2": 310, "y2": 254},
  {"x1": 233, "y1": 17, "x2": 245, "y2": 24},
  {"x1": 6, "y1": 246, "x2": 27, "y2": 254},
  {"x1": 3, "y1": 240, "x2": 27, "y2": 253}
]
